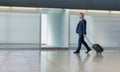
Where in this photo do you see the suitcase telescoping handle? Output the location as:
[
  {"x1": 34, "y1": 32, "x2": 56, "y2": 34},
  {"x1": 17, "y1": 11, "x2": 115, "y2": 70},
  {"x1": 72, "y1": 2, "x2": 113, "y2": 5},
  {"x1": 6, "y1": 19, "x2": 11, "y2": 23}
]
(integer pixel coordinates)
[{"x1": 85, "y1": 36, "x2": 93, "y2": 45}]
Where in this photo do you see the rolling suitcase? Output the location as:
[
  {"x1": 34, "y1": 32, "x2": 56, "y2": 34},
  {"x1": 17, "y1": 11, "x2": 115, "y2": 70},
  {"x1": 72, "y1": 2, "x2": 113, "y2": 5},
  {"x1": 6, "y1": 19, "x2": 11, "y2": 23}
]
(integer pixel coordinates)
[
  {"x1": 92, "y1": 44, "x2": 104, "y2": 53},
  {"x1": 85, "y1": 37, "x2": 104, "y2": 54}
]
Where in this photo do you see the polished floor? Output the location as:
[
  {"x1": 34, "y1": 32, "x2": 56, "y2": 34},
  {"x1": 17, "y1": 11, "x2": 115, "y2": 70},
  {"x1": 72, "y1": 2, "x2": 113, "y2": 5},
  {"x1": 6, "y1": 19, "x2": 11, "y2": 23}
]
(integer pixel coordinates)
[
  {"x1": 0, "y1": 50, "x2": 120, "y2": 72},
  {"x1": 40, "y1": 50, "x2": 120, "y2": 72},
  {"x1": 0, "y1": 50, "x2": 40, "y2": 72}
]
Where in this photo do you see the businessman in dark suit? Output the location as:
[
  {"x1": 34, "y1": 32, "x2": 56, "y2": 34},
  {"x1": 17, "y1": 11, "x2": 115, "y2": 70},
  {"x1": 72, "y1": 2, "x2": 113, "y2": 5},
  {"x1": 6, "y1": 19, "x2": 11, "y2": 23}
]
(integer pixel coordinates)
[{"x1": 74, "y1": 13, "x2": 91, "y2": 54}]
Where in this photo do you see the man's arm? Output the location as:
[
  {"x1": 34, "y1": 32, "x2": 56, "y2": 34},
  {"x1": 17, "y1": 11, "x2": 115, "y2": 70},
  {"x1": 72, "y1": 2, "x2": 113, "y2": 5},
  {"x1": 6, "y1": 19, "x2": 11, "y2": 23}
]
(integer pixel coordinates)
[
  {"x1": 76, "y1": 23, "x2": 79, "y2": 33},
  {"x1": 83, "y1": 20, "x2": 86, "y2": 35}
]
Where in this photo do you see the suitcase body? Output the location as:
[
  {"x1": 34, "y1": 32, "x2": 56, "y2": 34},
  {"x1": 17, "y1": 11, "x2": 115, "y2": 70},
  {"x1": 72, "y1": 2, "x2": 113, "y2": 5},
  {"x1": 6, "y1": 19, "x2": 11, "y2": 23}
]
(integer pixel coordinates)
[{"x1": 92, "y1": 44, "x2": 104, "y2": 53}]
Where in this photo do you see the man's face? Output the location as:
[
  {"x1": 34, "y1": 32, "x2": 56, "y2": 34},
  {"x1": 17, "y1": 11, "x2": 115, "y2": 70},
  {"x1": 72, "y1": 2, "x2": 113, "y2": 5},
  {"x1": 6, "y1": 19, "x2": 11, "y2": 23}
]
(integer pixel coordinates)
[{"x1": 79, "y1": 14, "x2": 83, "y2": 19}]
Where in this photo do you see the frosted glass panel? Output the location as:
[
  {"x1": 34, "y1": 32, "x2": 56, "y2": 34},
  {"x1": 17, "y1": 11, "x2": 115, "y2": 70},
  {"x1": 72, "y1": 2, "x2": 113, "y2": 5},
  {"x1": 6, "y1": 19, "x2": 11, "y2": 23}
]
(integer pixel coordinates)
[
  {"x1": 0, "y1": 13, "x2": 10, "y2": 43},
  {"x1": 41, "y1": 9, "x2": 68, "y2": 47},
  {"x1": 69, "y1": 15, "x2": 79, "y2": 45},
  {"x1": 0, "y1": 12, "x2": 40, "y2": 44},
  {"x1": 10, "y1": 13, "x2": 40, "y2": 43},
  {"x1": 69, "y1": 13, "x2": 120, "y2": 47},
  {"x1": 91, "y1": 14, "x2": 120, "y2": 47}
]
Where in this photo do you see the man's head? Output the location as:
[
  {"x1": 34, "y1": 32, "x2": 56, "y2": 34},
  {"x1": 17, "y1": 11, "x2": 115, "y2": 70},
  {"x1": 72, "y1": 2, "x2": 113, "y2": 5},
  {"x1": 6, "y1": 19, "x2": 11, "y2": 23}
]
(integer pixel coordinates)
[{"x1": 79, "y1": 12, "x2": 84, "y2": 19}]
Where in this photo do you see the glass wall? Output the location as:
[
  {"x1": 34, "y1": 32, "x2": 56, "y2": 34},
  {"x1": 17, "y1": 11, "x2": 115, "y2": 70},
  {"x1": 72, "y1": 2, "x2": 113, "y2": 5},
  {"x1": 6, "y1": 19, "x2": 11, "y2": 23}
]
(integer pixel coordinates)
[
  {"x1": 0, "y1": 12, "x2": 40, "y2": 48},
  {"x1": 69, "y1": 11, "x2": 120, "y2": 48},
  {"x1": 41, "y1": 8, "x2": 68, "y2": 48}
]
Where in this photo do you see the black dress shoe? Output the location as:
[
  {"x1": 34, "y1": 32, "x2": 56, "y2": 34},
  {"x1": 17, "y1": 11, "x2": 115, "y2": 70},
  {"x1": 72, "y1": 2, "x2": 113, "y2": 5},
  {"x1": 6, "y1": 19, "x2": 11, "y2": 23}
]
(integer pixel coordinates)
[
  {"x1": 85, "y1": 49, "x2": 91, "y2": 53},
  {"x1": 73, "y1": 51, "x2": 79, "y2": 54}
]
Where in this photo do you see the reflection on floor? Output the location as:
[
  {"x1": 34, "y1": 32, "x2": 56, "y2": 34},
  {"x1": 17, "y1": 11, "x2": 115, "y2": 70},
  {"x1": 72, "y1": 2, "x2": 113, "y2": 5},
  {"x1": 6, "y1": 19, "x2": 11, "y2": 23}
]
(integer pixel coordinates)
[
  {"x1": 41, "y1": 50, "x2": 120, "y2": 72},
  {"x1": 1, "y1": 49, "x2": 120, "y2": 72},
  {"x1": 0, "y1": 50, "x2": 40, "y2": 72}
]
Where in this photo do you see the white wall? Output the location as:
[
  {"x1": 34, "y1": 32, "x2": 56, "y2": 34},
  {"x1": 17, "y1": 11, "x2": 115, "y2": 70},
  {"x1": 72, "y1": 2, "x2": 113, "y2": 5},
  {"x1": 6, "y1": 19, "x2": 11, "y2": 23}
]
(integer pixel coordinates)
[{"x1": 0, "y1": 12, "x2": 40, "y2": 44}]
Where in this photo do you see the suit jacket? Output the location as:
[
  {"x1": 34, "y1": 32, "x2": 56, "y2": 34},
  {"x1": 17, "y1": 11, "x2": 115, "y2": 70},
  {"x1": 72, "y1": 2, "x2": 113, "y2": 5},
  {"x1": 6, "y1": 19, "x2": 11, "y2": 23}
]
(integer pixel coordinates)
[{"x1": 76, "y1": 19, "x2": 87, "y2": 35}]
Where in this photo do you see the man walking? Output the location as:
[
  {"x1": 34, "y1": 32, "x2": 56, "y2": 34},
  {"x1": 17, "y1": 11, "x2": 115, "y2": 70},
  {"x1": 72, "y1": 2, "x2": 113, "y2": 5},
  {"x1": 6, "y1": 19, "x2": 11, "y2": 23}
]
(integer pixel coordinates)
[{"x1": 74, "y1": 13, "x2": 91, "y2": 54}]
